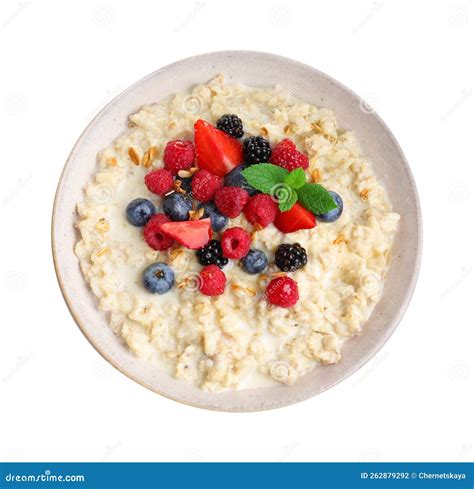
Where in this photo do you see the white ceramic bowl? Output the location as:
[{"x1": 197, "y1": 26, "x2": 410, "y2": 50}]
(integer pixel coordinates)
[{"x1": 52, "y1": 51, "x2": 422, "y2": 411}]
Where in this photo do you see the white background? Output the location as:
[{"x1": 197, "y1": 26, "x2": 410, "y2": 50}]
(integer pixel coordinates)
[{"x1": 0, "y1": 0, "x2": 473, "y2": 462}]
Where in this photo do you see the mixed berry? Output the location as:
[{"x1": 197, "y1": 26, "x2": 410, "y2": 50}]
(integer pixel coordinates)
[
  {"x1": 125, "y1": 113, "x2": 343, "y2": 306},
  {"x1": 241, "y1": 249, "x2": 268, "y2": 275},
  {"x1": 243, "y1": 136, "x2": 272, "y2": 165},
  {"x1": 126, "y1": 198, "x2": 155, "y2": 227},
  {"x1": 163, "y1": 192, "x2": 192, "y2": 221},
  {"x1": 144, "y1": 168, "x2": 174, "y2": 195},
  {"x1": 316, "y1": 190, "x2": 343, "y2": 223},
  {"x1": 270, "y1": 138, "x2": 309, "y2": 171},
  {"x1": 224, "y1": 165, "x2": 258, "y2": 196},
  {"x1": 199, "y1": 265, "x2": 227, "y2": 296},
  {"x1": 275, "y1": 243, "x2": 308, "y2": 273},
  {"x1": 243, "y1": 194, "x2": 278, "y2": 228},
  {"x1": 196, "y1": 239, "x2": 229, "y2": 268},
  {"x1": 143, "y1": 262, "x2": 175, "y2": 294},
  {"x1": 216, "y1": 114, "x2": 244, "y2": 139},
  {"x1": 197, "y1": 202, "x2": 228, "y2": 232}
]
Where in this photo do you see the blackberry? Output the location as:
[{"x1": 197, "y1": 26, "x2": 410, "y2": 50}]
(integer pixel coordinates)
[
  {"x1": 243, "y1": 136, "x2": 271, "y2": 165},
  {"x1": 275, "y1": 243, "x2": 307, "y2": 272},
  {"x1": 196, "y1": 239, "x2": 229, "y2": 268},
  {"x1": 216, "y1": 114, "x2": 244, "y2": 139}
]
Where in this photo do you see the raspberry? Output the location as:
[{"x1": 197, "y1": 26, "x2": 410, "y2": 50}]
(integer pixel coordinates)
[
  {"x1": 143, "y1": 214, "x2": 174, "y2": 251},
  {"x1": 266, "y1": 276, "x2": 299, "y2": 308},
  {"x1": 199, "y1": 265, "x2": 226, "y2": 296},
  {"x1": 221, "y1": 227, "x2": 251, "y2": 259},
  {"x1": 270, "y1": 139, "x2": 309, "y2": 171},
  {"x1": 164, "y1": 140, "x2": 195, "y2": 174},
  {"x1": 144, "y1": 169, "x2": 174, "y2": 195},
  {"x1": 244, "y1": 194, "x2": 278, "y2": 228},
  {"x1": 214, "y1": 187, "x2": 249, "y2": 218},
  {"x1": 191, "y1": 169, "x2": 223, "y2": 202}
]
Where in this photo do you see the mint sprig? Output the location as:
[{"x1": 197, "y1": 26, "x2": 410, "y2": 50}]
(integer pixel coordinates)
[
  {"x1": 241, "y1": 164, "x2": 288, "y2": 194},
  {"x1": 297, "y1": 183, "x2": 337, "y2": 214},
  {"x1": 278, "y1": 188, "x2": 298, "y2": 212},
  {"x1": 242, "y1": 164, "x2": 337, "y2": 214},
  {"x1": 284, "y1": 168, "x2": 306, "y2": 189}
]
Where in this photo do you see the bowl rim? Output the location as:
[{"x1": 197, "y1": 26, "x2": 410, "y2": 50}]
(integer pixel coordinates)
[{"x1": 51, "y1": 50, "x2": 423, "y2": 412}]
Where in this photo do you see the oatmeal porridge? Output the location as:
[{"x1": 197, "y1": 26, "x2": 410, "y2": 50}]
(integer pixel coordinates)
[{"x1": 74, "y1": 75, "x2": 400, "y2": 391}]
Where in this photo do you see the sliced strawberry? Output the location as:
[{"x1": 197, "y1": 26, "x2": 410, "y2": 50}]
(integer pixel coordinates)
[
  {"x1": 159, "y1": 218, "x2": 212, "y2": 250},
  {"x1": 194, "y1": 119, "x2": 243, "y2": 177},
  {"x1": 274, "y1": 202, "x2": 317, "y2": 233}
]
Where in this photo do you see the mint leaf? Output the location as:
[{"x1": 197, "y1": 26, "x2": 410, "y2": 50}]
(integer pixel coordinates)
[
  {"x1": 284, "y1": 168, "x2": 306, "y2": 190},
  {"x1": 241, "y1": 164, "x2": 289, "y2": 194},
  {"x1": 278, "y1": 188, "x2": 298, "y2": 212},
  {"x1": 297, "y1": 183, "x2": 338, "y2": 215}
]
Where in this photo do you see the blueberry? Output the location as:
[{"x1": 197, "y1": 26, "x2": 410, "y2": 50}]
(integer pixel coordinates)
[
  {"x1": 316, "y1": 191, "x2": 343, "y2": 223},
  {"x1": 240, "y1": 249, "x2": 268, "y2": 274},
  {"x1": 126, "y1": 198, "x2": 155, "y2": 226},
  {"x1": 176, "y1": 175, "x2": 192, "y2": 193},
  {"x1": 163, "y1": 192, "x2": 192, "y2": 221},
  {"x1": 224, "y1": 165, "x2": 258, "y2": 196},
  {"x1": 143, "y1": 262, "x2": 175, "y2": 294},
  {"x1": 198, "y1": 202, "x2": 228, "y2": 232}
]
